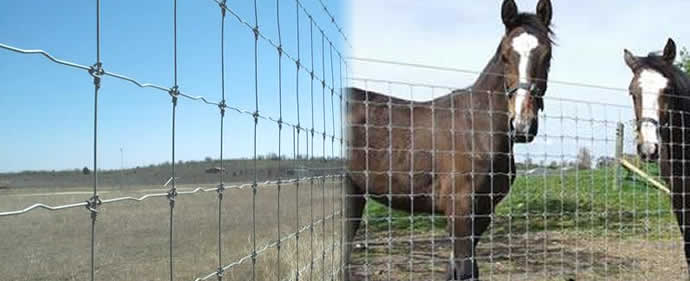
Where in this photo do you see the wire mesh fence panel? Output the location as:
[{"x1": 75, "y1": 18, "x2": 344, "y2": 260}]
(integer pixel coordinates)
[
  {"x1": 344, "y1": 58, "x2": 688, "y2": 281},
  {"x1": 0, "y1": 1, "x2": 347, "y2": 281}
]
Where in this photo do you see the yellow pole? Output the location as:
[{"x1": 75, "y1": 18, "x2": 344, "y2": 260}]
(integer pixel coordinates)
[{"x1": 618, "y1": 158, "x2": 670, "y2": 195}]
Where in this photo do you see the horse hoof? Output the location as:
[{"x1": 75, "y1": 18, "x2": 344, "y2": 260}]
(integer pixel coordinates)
[
  {"x1": 446, "y1": 271, "x2": 479, "y2": 281},
  {"x1": 446, "y1": 260, "x2": 479, "y2": 281}
]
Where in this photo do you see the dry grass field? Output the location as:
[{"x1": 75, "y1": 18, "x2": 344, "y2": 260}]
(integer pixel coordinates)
[{"x1": 0, "y1": 180, "x2": 343, "y2": 281}]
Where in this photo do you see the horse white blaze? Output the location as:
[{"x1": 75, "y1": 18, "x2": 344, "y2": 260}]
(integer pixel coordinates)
[
  {"x1": 638, "y1": 69, "x2": 668, "y2": 150},
  {"x1": 511, "y1": 32, "x2": 539, "y2": 132}
]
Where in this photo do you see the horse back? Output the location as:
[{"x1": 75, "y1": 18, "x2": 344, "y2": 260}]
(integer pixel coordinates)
[{"x1": 346, "y1": 87, "x2": 514, "y2": 213}]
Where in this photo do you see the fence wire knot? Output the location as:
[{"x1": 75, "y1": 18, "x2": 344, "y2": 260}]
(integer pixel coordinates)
[
  {"x1": 219, "y1": 100, "x2": 226, "y2": 117},
  {"x1": 85, "y1": 194, "x2": 102, "y2": 218},
  {"x1": 252, "y1": 26, "x2": 259, "y2": 41},
  {"x1": 169, "y1": 86, "x2": 180, "y2": 106},
  {"x1": 88, "y1": 62, "x2": 104, "y2": 89},
  {"x1": 217, "y1": 183, "x2": 225, "y2": 199},
  {"x1": 296, "y1": 59, "x2": 301, "y2": 70},
  {"x1": 252, "y1": 111, "x2": 260, "y2": 124},
  {"x1": 277, "y1": 45, "x2": 283, "y2": 57},
  {"x1": 216, "y1": 267, "x2": 224, "y2": 279},
  {"x1": 218, "y1": 0, "x2": 226, "y2": 17},
  {"x1": 277, "y1": 118, "x2": 283, "y2": 130},
  {"x1": 167, "y1": 188, "x2": 178, "y2": 208}
]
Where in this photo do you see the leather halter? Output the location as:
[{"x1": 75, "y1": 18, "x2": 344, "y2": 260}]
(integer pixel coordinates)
[
  {"x1": 504, "y1": 82, "x2": 539, "y2": 96},
  {"x1": 637, "y1": 117, "x2": 660, "y2": 129}
]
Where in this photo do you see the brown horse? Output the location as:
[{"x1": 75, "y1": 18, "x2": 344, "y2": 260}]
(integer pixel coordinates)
[
  {"x1": 624, "y1": 38, "x2": 690, "y2": 277},
  {"x1": 344, "y1": 0, "x2": 554, "y2": 280}
]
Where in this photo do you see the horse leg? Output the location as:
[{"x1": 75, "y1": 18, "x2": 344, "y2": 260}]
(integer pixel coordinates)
[
  {"x1": 343, "y1": 178, "x2": 366, "y2": 281},
  {"x1": 671, "y1": 187, "x2": 690, "y2": 277},
  {"x1": 445, "y1": 195, "x2": 480, "y2": 281}
]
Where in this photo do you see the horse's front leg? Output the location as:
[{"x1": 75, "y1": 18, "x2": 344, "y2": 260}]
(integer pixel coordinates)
[
  {"x1": 671, "y1": 186, "x2": 690, "y2": 278},
  {"x1": 343, "y1": 177, "x2": 366, "y2": 281},
  {"x1": 445, "y1": 193, "x2": 483, "y2": 281},
  {"x1": 445, "y1": 178, "x2": 501, "y2": 281}
]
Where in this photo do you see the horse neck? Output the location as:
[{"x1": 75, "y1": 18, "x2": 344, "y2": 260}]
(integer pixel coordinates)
[
  {"x1": 468, "y1": 53, "x2": 506, "y2": 108},
  {"x1": 662, "y1": 108, "x2": 690, "y2": 178}
]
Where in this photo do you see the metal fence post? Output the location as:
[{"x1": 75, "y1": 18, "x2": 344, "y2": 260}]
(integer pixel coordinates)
[{"x1": 615, "y1": 122, "x2": 624, "y2": 189}]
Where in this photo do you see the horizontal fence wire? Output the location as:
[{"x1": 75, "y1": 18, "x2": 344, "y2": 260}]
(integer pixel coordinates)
[
  {"x1": 0, "y1": 42, "x2": 342, "y2": 142},
  {"x1": 0, "y1": 0, "x2": 346, "y2": 281},
  {"x1": 0, "y1": 175, "x2": 341, "y2": 217},
  {"x1": 314, "y1": 0, "x2": 351, "y2": 49},
  {"x1": 348, "y1": 57, "x2": 690, "y2": 100}
]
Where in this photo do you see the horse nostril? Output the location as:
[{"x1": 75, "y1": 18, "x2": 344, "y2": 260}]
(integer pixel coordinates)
[{"x1": 638, "y1": 143, "x2": 659, "y2": 161}]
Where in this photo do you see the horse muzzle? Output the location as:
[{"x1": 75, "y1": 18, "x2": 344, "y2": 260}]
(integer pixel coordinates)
[
  {"x1": 637, "y1": 118, "x2": 660, "y2": 162},
  {"x1": 638, "y1": 142, "x2": 659, "y2": 162},
  {"x1": 511, "y1": 117, "x2": 538, "y2": 143}
]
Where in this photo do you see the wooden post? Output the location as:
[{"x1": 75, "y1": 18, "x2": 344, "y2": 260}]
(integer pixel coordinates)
[{"x1": 615, "y1": 122, "x2": 624, "y2": 189}]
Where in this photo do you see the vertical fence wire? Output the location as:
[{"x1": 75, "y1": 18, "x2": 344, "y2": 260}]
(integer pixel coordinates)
[
  {"x1": 450, "y1": 79, "x2": 457, "y2": 279},
  {"x1": 363, "y1": 80, "x2": 370, "y2": 281},
  {"x1": 216, "y1": 1, "x2": 227, "y2": 279},
  {"x1": 309, "y1": 15, "x2": 315, "y2": 281},
  {"x1": 251, "y1": 0, "x2": 260, "y2": 279},
  {"x1": 339, "y1": 53, "x2": 345, "y2": 281},
  {"x1": 385, "y1": 81, "x2": 393, "y2": 281},
  {"x1": 167, "y1": 0, "x2": 180, "y2": 280},
  {"x1": 329, "y1": 40, "x2": 336, "y2": 281},
  {"x1": 88, "y1": 1, "x2": 102, "y2": 281},
  {"x1": 339, "y1": 54, "x2": 346, "y2": 281},
  {"x1": 320, "y1": 29, "x2": 327, "y2": 281},
  {"x1": 430, "y1": 86, "x2": 437, "y2": 281},
  {"x1": 408, "y1": 85, "x2": 415, "y2": 281},
  {"x1": 276, "y1": 0, "x2": 284, "y2": 279},
  {"x1": 294, "y1": 0, "x2": 302, "y2": 279}
]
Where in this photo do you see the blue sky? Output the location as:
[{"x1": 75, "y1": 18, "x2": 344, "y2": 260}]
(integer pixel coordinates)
[
  {"x1": 0, "y1": 0, "x2": 347, "y2": 172},
  {"x1": 349, "y1": 0, "x2": 690, "y2": 164}
]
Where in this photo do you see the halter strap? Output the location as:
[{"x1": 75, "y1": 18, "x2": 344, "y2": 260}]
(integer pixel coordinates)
[
  {"x1": 505, "y1": 82, "x2": 538, "y2": 96},
  {"x1": 637, "y1": 117, "x2": 659, "y2": 128}
]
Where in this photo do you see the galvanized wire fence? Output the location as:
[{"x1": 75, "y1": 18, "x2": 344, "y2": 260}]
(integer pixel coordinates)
[
  {"x1": 344, "y1": 58, "x2": 688, "y2": 281},
  {"x1": 0, "y1": 1, "x2": 347, "y2": 281}
]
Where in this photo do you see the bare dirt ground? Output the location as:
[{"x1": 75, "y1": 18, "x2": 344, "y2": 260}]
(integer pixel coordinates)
[{"x1": 349, "y1": 230, "x2": 687, "y2": 281}]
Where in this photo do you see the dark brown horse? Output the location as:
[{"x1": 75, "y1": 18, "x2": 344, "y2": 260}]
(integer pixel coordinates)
[
  {"x1": 344, "y1": 0, "x2": 554, "y2": 280},
  {"x1": 625, "y1": 38, "x2": 690, "y2": 277}
]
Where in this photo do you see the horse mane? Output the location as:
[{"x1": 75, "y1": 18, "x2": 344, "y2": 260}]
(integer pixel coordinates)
[{"x1": 511, "y1": 13, "x2": 555, "y2": 45}]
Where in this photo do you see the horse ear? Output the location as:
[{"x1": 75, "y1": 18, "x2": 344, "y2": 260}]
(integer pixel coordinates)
[
  {"x1": 502, "y1": 0, "x2": 519, "y2": 28},
  {"x1": 624, "y1": 49, "x2": 637, "y2": 70},
  {"x1": 663, "y1": 38, "x2": 677, "y2": 64},
  {"x1": 536, "y1": 0, "x2": 552, "y2": 26}
]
